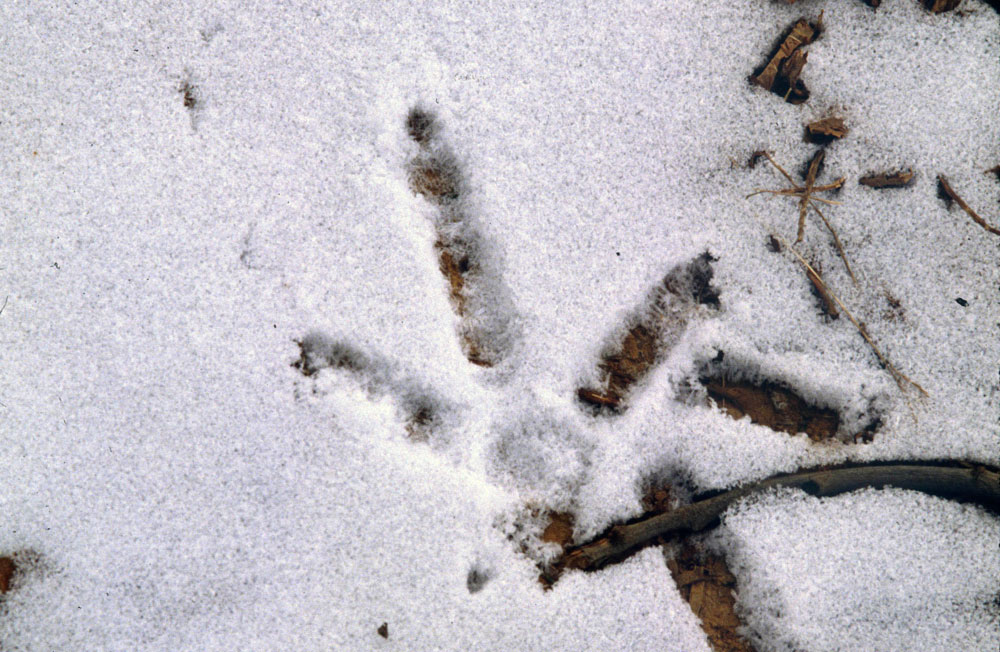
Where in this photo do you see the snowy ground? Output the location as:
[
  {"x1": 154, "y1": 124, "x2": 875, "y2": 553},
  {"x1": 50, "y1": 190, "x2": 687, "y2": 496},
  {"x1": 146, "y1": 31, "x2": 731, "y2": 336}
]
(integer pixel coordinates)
[{"x1": 1, "y1": 1, "x2": 998, "y2": 650}]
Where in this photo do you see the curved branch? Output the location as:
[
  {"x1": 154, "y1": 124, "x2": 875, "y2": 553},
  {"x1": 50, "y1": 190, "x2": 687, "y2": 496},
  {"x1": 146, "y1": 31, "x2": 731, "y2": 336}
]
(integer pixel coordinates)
[{"x1": 557, "y1": 462, "x2": 1000, "y2": 577}]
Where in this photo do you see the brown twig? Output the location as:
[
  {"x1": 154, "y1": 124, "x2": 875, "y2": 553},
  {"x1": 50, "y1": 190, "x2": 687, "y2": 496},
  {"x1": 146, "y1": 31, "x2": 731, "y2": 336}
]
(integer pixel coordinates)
[
  {"x1": 556, "y1": 462, "x2": 1000, "y2": 576},
  {"x1": 938, "y1": 175, "x2": 1000, "y2": 236}
]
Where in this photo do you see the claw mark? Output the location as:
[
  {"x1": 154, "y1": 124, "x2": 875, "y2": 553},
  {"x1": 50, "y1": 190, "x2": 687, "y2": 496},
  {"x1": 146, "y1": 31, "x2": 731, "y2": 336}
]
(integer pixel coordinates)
[
  {"x1": 696, "y1": 354, "x2": 883, "y2": 444},
  {"x1": 578, "y1": 253, "x2": 720, "y2": 412},
  {"x1": 702, "y1": 376, "x2": 841, "y2": 442},
  {"x1": 292, "y1": 331, "x2": 443, "y2": 441},
  {"x1": 667, "y1": 543, "x2": 756, "y2": 652},
  {"x1": 405, "y1": 107, "x2": 513, "y2": 366},
  {"x1": 466, "y1": 566, "x2": 492, "y2": 594}
]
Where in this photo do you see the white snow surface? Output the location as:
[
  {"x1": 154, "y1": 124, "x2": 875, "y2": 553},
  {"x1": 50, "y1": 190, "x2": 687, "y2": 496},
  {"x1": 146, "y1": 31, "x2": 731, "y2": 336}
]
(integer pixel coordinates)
[{"x1": 1, "y1": 0, "x2": 998, "y2": 650}]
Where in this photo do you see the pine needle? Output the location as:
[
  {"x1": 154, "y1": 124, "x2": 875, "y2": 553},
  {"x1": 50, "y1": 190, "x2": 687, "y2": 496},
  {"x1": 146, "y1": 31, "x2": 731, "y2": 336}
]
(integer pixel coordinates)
[{"x1": 775, "y1": 233, "x2": 928, "y2": 397}]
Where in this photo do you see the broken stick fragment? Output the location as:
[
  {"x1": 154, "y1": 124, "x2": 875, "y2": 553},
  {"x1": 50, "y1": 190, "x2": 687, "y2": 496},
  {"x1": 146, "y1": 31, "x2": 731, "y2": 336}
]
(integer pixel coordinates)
[
  {"x1": 859, "y1": 170, "x2": 914, "y2": 189},
  {"x1": 751, "y1": 14, "x2": 822, "y2": 104},
  {"x1": 805, "y1": 117, "x2": 848, "y2": 143}
]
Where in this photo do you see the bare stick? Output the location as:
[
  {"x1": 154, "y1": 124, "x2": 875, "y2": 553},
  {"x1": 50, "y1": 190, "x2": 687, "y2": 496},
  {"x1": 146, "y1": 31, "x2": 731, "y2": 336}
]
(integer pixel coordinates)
[
  {"x1": 559, "y1": 462, "x2": 1000, "y2": 574},
  {"x1": 938, "y1": 175, "x2": 1000, "y2": 236}
]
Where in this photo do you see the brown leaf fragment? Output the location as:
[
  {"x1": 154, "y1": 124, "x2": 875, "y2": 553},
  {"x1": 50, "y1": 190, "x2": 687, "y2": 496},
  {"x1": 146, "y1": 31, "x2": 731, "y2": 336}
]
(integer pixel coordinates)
[
  {"x1": 377, "y1": 622, "x2": 389, "y2": 639},
  {"x1": 576, "y1": 387, "x2": 620, "y2": 409},
  {"x1": 938, "y1": 175, "x2": 1000, "y2": 236},
  {"x1": 752, "y1": 15, "x2": 820, "y2": 104},
  {"x1": 805, "y1": 117, "x2": 848, "y2": 143},
  {"x1": 0, "y1": 557, "x2": 14, "y2": 594},
  {"x1": 863, "y1": 0, "x2": 882, "y2": 8},
  {"x1": 752, "y1": 19, "x2": 816, "y2": 90},
  {"x1": 925, "y1": 0, "x2": 961, "y2": 12},
  {"x1": 859, "y1": 170, "x2": 914, "y2": 188},
  {"x1": 986, "y1": 165, "x2": 1000, "y2": 180},
  {"x1": 667, "y1": 544, "x2": 756, "y2": 652}
]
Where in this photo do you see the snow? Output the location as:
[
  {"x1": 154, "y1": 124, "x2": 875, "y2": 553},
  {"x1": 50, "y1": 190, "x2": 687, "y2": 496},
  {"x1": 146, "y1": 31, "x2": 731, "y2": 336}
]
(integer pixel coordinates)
[{"x1": 1, "y1": 0, "x2": 998, "y2": 650}]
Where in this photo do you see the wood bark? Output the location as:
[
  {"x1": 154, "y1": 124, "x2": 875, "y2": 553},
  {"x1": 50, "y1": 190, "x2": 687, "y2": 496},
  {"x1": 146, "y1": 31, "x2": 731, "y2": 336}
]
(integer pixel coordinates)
[{"x1": 559, "y1": 463, "x2": 1000, "y2": 575}]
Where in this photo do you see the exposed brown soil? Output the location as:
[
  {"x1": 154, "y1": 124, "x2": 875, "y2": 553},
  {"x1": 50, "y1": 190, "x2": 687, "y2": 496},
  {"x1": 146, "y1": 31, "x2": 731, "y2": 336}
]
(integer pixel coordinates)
[
  {"x1": 409, "y1": 156, "x2": 460, "y2": 204},
  {"x1": 641, "y1": 485, "x2": 676, "y2": 515},
  {"x1": 925, "y1": 0, "x2": 960, "y2": 12},
  {"x1": 541, "y1": 512, "x2": 575, "y2": 548},
  {"x1": 701, "y1": 376, "x2": 841, "y2": 442},
  {"x1": 578, "y1": 322, "x2": 659, "y2": 411},
  {"x1": 578, "y1": 254, "x2": 719, "y2": 412},
  {"x1": 406, "y1": 108, "x2": 496, "y2": 366},
  {"x1": 667, "y1": 544, "x2": 756, "y2": 652}
]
